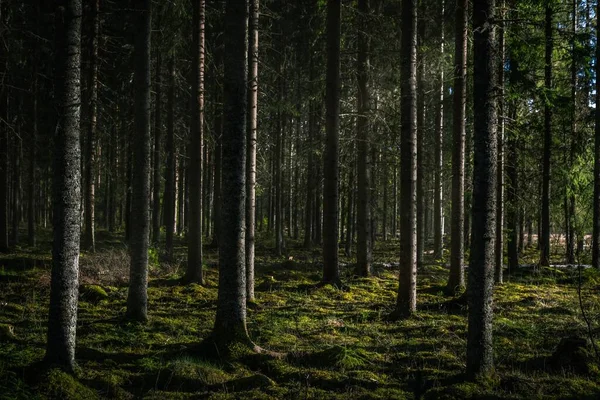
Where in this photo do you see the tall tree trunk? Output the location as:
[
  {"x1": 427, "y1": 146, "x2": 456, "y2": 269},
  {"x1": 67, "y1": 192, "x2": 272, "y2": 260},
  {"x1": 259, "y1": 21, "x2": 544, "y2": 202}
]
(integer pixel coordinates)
[
  {"x1": 164, "y1": 57, "x2": 175, "y2": 259},
  {"x1": 433, "y1": 1, "x2": 445, "y2": 259},
  {"x1": 566, "y1": 0, "x2": 577, "y2": 265},
  {"x1": 83, "y1": 0, "x2": 99, "y2": 252},
  {"x1": 467, "y1": 0, "x2": 497, "y2": 379},
  {"x1": 126, "y1": 0, "x2": 151, "y2": 322},
  {"x1": 540, "y1": 5, "x2": 553, "y2": 267},
  {"x1": 304, "y1": 55, "x2": 316, "y2": 249},
  {"x1": 495, "y1": 0, "x2": 505, "y2": 284},
  {"x1": 11, "y1": 134, "x2": 21, "y2": 245},
  {"x1": 211, "y1": 54, "x2": 223, "y2": 248},
  {"x1": 28, "y1": 61, "x2": 38, "y2": 247},
  {"x1": 593, "y1": 0, "x2": 600, "y2": 270},
  {"x1": 416, "y1": 8, "x2": 425, "y2": 269},
  {"x1": 45, "y1": 0, "x2": 82, "y2": 371},
  {"x1": 246, "y1": 0, "x2": 259, "y2": 302},
  {"x1": 275, "y1": 63, "x2": 284, "y2": 256},
  {"x1": 506, "y1": 101, "x2": 519, "y2": 273},
  {"x1": 213, "y1": 0, "x2": 251, "y2": 345},
  {"x1": 345, "y1": 156, "x2": 354, "y2": 257},
  {"x1": 185, "y1": 0, "x2": 205, "y2": 284},
  {"x1": 322, "y1": 0, "x2": 341, "y2": 286},
  {"x1": 396, "y1": 0, "x2": 417, "y2": 317},
  {"x1": 152, "y1": 52, "x2": 162, "y2": 246},
  {"x1": 448, "y1": 0, "x2": 468, "y2": 294}
]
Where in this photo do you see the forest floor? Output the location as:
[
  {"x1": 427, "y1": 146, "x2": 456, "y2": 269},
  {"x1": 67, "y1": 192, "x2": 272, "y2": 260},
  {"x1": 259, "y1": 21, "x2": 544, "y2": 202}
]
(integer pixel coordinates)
[{"x1": 1, "y1": 231, "x2": 600, "y2": 399}]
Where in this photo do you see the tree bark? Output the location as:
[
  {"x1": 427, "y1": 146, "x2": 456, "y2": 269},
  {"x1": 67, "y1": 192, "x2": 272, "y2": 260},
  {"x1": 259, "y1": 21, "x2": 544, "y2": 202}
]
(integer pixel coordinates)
[
  {"x1": 416, "y1": 8, "x2": 425, "y2": 270},
  {"x1": 164, "y1": 56, "x2": 176, "y2": 260},
  {"x1": 593, "y1": 0, "x2": 600, "y2": 270},
  {"x1": 396, "y1": 0, "x2": 418, "y2": 317},
  {"x1": 448, "y1": 0, "x2": 468, "y2": 294},
  {"x1": 213, "y1": 0, "x2": 250, "y2": 344},
  {"x1": 152, "y1": 52, "x2": 162, "y2": 246},
  {"x1": 246, "y1": 0, "x2": 259, "y2": 302},
  {"x1": 433, "y1": 1, "x2": 445, "y2": 259},
  {"x1": 185, "y1": 0, "x2": 205, "y2": 284},
  {"x1": 540, "y1": 5, "x2": 553, "y2": 267},
  {"x1": 322, "y1": 0, "x2": 341, "y2": 286},
  {"x1": 495, "y1": 0, "x2": 505, "y2": 284},
  {"x1": 126, "y1": 0, "x2": 151, "y2": 323},
  {"x1": 45, "y1": 0, "x2": 82, "y2": 372},
  {"x1": 467, "y1": 0, "x2": 497, "y2": 379},
  {"x1": 83, "y1": 0, "x2": 99, "y2": 253}
]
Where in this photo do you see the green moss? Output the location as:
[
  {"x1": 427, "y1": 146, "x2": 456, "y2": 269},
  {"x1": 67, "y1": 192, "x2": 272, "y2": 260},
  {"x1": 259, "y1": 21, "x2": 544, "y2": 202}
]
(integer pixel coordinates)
[
  {"x1": 40, "y1": 369, "x2": 99, "y2": 400},
  {"x1": 79, "y1": 285, "x2": 108, "y2": 303}
]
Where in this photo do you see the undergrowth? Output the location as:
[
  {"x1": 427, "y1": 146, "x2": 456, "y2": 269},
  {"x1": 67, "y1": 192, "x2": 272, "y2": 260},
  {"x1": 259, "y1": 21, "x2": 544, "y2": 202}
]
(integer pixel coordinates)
[{"x1": 1, "y1": 231, "x2": 599, "y2": 399}]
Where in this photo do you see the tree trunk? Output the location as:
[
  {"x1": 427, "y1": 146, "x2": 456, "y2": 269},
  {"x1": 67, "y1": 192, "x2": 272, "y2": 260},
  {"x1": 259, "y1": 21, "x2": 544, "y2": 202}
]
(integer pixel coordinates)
[
  {"x1": 448, "y1": 0, "x2": 467, "y2": 294},
  {"x1": 593, "y1": 0, "x2": 600, "y2": 269},
  {"x1": 83, "y1": 0, "x2": 99, "y2": 252},
  {"x1": 164, "y1": 56, "x2": 176, "y2": 259},
  {"x1": 213, "y1": 0, "x2": 251, "y2": 345},
  {"x1": 304, "y1": 55, "x2": 316, "y2": 249},
  {"x1": 28, "y1": 63, "x2": 38, "y2": 247},
  {"x1": 126, "y1": 0, "x2": 151, "y2": 322},
  {"x1": 495, "y1": 0, "x2": 505, "y2": 284},
  {"x1": 345, "y1": 157, "x2": 354, "y2": 257},
  {"x1": 433, "y1": 1, "x2": 445, "y2": 259},
  {"x1": 416, "y1": 8, "x2": 425, "y2": 269},
  {"x1": 540, "y1": 5, "x2": 553, "y2": 267},
  {"x1": 396, "y1": 0, "x2": 417, "y2": 317},
  {"x1": 566, "y1": 0, "x2": 577, "y2": 265},
  {"x1": 45, "y1": 0, "x2": 82, "y2": 371},
  {"x1": 322, "y1": 0, "x2": 341, "y2": 286},
  {"x1": 152, "y1": 52, "x2": 162, "y2": 246},
  {"x1": 467, "y1": 0, "x2": 497, "y2": 379},
  {"x1": 185, "y1": 0, "x2": 205, "y2": 284},
  {"x1": 246, "y1": 0, "x2": 259, "y2": 302},
  {"x1": 506, "y1": 102, "x2": 519, "y2": 274}
]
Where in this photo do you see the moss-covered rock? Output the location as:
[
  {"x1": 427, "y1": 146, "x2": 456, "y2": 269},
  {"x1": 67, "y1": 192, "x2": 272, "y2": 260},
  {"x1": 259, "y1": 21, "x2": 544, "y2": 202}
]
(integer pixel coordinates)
[{"x1": 79, "y1": 285, "x2": 108, "y2": 303}]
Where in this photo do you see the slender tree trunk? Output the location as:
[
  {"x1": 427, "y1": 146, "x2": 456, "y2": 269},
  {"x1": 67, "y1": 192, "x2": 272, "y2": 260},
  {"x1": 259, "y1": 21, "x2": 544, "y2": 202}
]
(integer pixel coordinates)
[
  {"x1": 83, "y1": 0, "x2": 99, "y2": 252},
  {"x1": 126, "y1": 0, "x2": 151, "y2": 322},
  {"x1": 11, "y1": 134, "x2": 21, "y2": 245},
  {"x1": 566, "y1": 0, "x2": 577, "y2": 265},
  {"x1": 275, "y1": 63, "x2": 284, "y2": 256},
  {"x1": 164, "y1": 57, "x2": 176, "y2": 259},
  {"x1": 433, "y1": 1, "x2": 445, "y2": 259},
  {"x1": 467, "y1": 0, "x2": 497, "y2": 379},
  {"x1": 211, "y1": 56, "x2": 223, "y2": 247},
  {"x1": 540, "y1": 5, "x2": 553, "y2": 267},
  {"x1": 322, "y1": 0, "x2": 341, "y2": 286},
  {"x1": 448, "y1": 0, "x2": 468, "y2": 294},
  {"x1": 152, "y1": 52, "x2": 162, "y2": 246},
  {"x1": 213, "y1": 0, "x2": 251, "y2": 345},
  {"x1": 593, "y1": 0, "x2": 600, "y2": 270},
  {"x1": 345, "y1": 156, "x2": 354, "y2": 257},
  {"x1": 396, "y1": 0, "x2": 417, "y2": 317},
  {"x1": 28, "y1": 63, "x2": 38, "y2": 247},
  {"x1": 246, "y1": 0, "x2": 259, "y2": 302},
  {"x1": 495, "y1": 0, "x2": 505, "y2": 284},
  {"x1": 416, "y1": 9, "x2": 425, "y2": 269},
  {"x1": 304, "y1": 55, "x2": 315, "y2": 249},
  {"x1": 185, "y1": 0, "x2": 205, "y2": 284},
  {"x1": 45, "y1": 0, "x2": 82, "y2": 371},
  {"x1": 0, "y1": 7, "x2": 8, "y2": 253},
  {"x1": 506, "y1": 102, "x2": 519, "y2": 273}
]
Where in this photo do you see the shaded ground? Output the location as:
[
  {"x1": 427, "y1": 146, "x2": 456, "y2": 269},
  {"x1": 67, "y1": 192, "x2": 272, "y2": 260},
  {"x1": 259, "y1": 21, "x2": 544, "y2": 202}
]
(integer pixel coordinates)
[{"x1": 1, "y1": 230, "x2": 599, "y2": 399}]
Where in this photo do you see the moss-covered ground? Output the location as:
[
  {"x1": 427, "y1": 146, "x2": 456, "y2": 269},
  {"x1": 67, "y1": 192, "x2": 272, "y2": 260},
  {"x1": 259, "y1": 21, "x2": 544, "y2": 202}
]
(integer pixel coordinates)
[{"x1": 1, "y1": 230, "x2": 600, "y2": 399}]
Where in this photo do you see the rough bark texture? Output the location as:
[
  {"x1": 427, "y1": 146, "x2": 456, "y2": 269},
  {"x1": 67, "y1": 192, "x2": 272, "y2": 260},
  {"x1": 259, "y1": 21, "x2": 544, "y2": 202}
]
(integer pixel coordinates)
[
  {"x1": 322, "y1": 0, "x2": 341, "y2": 286},
  {"x1": 416, "y1": 9, "x2": 425, "y2": 270},
  {"x1": 448, "y1": 0, "x2": 467, "y2": 294},
  {"x1": 213, "y1": 0, "x2": 250, "y2": 344},
  {"x1": 0, "y1": 6, "x2": 7, "y2": 253},
  {"x1": 83, "y1": 0, "x2": 99, "y2": 253},
  {"x1": 126, "y1": 0, "x2": 151, "y2": 323},
  {"x1": 164, "y1": 57, "x2": 176, "y2": 260},
  {"x1": 246, "y1": 0, "x2": 259, "y2": 302},
  {"x1": 495, "y1": 0, "x2": 505, "y2": 284},
  {"x1": 594, "y1": 0, "x2": 600, "y2": 270},
  {"x1": 152, "y1": 52, "x2": 162, "y2": 246},
  {"x1": 467, "y1": 0, "x2": 497, "y2": 379},
  {"x1": 45, "y1": 0, "x2": 82, "y2": 372},
  {"x1": 185, "y1": 0, "x2": 205, "y2": 284},
  {"x1": 506, "y1": 102, "x2": 519, "y2": 273},
  {"x1": 433, "y1": 1, "x2": 445, "y2": 259},
  {"x1": 540, "y1": 5, "x2": 552, "y2": 267},
  {"x1": 356, "y1": 0, "x2": 372, "y2": 277},
  {"x1": 396, "y1": 0, "x2": 417, "y2": 317}
]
